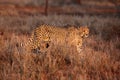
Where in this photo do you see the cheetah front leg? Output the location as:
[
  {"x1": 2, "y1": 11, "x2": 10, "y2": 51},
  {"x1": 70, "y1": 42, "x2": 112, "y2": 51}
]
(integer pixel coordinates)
[{"x1": 76, "y1": 39, "x2": 83, "y2": 53}]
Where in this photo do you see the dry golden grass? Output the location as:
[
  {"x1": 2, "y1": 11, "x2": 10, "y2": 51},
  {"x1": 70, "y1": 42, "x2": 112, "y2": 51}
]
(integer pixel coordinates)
[
  {"x1": 0, "y1": 29, "x2": 120, "y2": 80},
  {"x1": 0, "y1": 13, "x2": 120, "y2": 80}
]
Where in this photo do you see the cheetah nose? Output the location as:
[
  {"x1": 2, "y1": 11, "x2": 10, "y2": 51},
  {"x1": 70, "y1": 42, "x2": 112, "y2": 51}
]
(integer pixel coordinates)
[{"x1": 85, "y1": 34, "x2": 88, "y2": 37}]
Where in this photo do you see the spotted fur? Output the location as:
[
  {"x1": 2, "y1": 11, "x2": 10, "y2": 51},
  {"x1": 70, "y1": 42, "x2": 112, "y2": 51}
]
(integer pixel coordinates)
[{"x1": 26, "y1": 25, "x2": 89, "y2": 53}]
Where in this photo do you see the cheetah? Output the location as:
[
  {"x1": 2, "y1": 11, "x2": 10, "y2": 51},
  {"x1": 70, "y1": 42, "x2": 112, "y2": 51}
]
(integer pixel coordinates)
[{"x1": 26, "y1": 24, "x2": 89, "y2": 53}]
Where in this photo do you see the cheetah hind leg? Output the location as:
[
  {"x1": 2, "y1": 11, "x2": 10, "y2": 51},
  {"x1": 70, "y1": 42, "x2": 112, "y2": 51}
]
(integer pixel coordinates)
[
  {"x1": 32, "y1": 42, "x2": 50, "y2": 54},
  {"x1": 31, "y1": 47, "x2": 41, "y2": 54}
]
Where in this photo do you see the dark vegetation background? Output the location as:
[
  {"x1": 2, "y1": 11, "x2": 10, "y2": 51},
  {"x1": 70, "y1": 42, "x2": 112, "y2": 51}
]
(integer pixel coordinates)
[{"x1": 0, "y1": 0, "x2": 120, "y2": 80}]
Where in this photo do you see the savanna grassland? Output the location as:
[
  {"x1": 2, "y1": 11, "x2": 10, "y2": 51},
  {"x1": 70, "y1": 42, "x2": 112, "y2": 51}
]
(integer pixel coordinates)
[{"x1": 0, "y1": 0, "x2": 120, "y2": 80}]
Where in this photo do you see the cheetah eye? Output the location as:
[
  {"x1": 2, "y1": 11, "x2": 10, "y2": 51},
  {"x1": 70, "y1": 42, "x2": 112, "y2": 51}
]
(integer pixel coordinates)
[{"x1": 83, "y1": 30, "x2": 86, "y2": 33}]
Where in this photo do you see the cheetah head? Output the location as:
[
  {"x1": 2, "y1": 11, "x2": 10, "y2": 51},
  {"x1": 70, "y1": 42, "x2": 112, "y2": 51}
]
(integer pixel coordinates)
[{"x1": 78, "y1": 26, "x2": 89, "y2": 38}]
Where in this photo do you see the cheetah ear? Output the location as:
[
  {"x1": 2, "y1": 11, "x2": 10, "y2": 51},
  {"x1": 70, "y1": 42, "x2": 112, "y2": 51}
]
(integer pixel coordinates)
[
  {"x1": 78, "y1": 25, "x2": 88, "y2": 30},
  {"x1": 84, "y1": 25, "x2": 88, "y2": 27},
  {"x1": 81, "y1": 25, "x2": 88, "y2": 28},
  {"x1": 78, "y1": 26, "x2": 84, "y2": 29}
]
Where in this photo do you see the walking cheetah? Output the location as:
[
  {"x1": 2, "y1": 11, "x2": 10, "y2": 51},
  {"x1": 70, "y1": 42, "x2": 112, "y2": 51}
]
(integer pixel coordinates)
[{"x1": 26, "y1": 24, "x2": 89, "y2": 53}]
